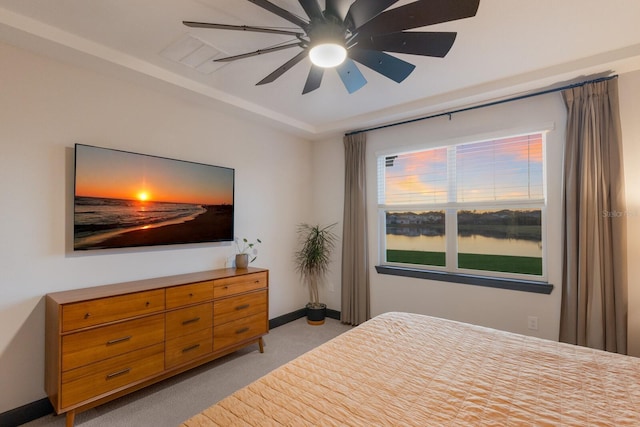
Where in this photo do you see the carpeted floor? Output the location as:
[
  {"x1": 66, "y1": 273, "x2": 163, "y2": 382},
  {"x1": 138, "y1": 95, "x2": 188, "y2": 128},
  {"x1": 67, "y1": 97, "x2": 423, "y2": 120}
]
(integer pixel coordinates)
[{"x1": 23, "y1": 317, "x2": 352, "y2": 427}]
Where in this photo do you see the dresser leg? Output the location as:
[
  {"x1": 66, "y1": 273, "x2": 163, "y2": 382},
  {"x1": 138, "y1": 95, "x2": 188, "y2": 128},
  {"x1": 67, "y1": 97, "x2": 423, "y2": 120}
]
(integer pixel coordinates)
[
  {"x1": 65, "y1": 410, "x2": 75, "y2": 427},
  {"x1": 258, "y1": 337, "x2": 264, "y2": 353}
]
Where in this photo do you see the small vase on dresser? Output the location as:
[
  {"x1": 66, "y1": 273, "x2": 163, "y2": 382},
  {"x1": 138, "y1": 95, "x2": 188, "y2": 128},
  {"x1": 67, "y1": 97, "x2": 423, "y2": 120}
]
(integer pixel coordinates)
[{"x1": 235, "y1": 253, "x2": 249, "y2": 269}]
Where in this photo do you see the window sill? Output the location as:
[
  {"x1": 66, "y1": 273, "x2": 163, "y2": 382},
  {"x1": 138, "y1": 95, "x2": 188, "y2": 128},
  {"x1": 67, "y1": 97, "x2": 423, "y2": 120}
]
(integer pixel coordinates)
[{"x1": 375, "y1": 265, "x2": 554, "y2": 294}]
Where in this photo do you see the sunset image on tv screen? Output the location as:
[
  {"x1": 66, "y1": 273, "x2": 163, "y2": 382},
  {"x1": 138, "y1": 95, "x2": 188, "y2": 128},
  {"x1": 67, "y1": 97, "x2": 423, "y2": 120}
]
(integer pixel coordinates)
[{"x1": 73, "y1": 144, "x2": 234, "y2": 250}]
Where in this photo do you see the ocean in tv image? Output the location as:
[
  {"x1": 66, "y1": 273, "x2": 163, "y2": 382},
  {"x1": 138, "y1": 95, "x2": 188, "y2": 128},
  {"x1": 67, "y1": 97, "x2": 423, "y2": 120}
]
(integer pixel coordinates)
[{"x1": 74, "y1": 144, "x2": 234, "y2": 250}]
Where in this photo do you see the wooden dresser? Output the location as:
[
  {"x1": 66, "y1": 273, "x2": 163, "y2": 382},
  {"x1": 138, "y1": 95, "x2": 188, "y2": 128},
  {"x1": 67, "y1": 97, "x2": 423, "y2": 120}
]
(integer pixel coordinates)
[{"x1": 45, "y1": 267, "x2": 268, "y2": 427}]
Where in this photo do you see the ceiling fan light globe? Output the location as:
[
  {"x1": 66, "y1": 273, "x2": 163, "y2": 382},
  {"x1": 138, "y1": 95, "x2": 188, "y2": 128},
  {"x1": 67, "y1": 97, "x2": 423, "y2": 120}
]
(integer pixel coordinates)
[{"x1": 309, "y1": 43, "x2": 347, "y2": 68}]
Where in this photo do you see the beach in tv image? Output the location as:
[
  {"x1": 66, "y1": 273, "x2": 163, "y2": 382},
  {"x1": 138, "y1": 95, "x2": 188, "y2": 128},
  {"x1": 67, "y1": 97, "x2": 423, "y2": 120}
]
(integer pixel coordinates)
[{"x1": 73, "y1": 144, "x2": 234, "y2": 250}]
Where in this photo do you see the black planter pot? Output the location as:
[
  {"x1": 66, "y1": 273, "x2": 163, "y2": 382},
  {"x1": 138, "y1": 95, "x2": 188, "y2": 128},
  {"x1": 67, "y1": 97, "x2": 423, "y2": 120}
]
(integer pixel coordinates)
[{"x1": 306, "y1": 303, "x2": 327, "y2": 325}]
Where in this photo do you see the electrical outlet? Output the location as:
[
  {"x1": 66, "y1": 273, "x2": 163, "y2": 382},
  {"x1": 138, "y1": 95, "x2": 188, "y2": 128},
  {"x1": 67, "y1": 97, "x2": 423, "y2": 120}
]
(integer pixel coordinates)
[{"x1": 527, "y1": 316, "x2": 539, "y2": 331}]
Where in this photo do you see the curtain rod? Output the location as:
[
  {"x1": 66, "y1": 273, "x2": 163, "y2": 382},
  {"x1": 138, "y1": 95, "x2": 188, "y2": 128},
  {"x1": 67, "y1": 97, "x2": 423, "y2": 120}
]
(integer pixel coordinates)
[{"x1": 345, "y1": 74, "x2": 618, "y2": 136}]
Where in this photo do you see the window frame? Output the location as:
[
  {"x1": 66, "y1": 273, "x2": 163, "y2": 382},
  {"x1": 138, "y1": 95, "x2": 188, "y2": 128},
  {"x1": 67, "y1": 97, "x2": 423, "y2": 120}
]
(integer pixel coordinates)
[{"x1": 376, "y1": 129, "x2": 551, "y2": 291}]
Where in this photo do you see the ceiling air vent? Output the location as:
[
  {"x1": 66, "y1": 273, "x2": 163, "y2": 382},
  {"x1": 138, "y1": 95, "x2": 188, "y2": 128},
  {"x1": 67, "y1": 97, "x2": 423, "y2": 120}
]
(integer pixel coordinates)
[{"x1": 160, "y1": 34, "x2": 224, "y2": 74}]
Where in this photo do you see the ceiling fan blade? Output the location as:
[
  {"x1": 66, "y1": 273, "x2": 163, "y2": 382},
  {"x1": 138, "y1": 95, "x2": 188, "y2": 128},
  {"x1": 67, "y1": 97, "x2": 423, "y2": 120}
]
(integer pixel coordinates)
[
  {"x1": 349, "y1": 49, "x2": 415, "y2": 83},
  {"x1": 345, "y1": 0, "x2": 400, "y2": 31},
  {"x1": 256, "y1": 50, "x2": 308, "y2": 85},
  {"x1": 247, "y1": 0, "x2": 309, "y2": 29},
  {"x1": 298, "y1": 0, "x2": 324, "y2": 20},
  {"x1": 335, "y1": 58, "x2": 367, "y2": 93},
  {"x1": 355, "y1": 0, "x2": 480, "y2": 36},
  {"x1": 324, "y1": 0, "x2": 351, "y2": 21},
  {"x1": 356, "y1": 31, "x2": 457, "y2": 58},
  {"x1": 302, "y1": 65, "x2": 324, "y2": 94},
  {"x1": 183, "y1": 21, "x2": 303, "y2": 37},
  {"x1": 215, "y1": 42, "x2": 302, "y2": 62}
]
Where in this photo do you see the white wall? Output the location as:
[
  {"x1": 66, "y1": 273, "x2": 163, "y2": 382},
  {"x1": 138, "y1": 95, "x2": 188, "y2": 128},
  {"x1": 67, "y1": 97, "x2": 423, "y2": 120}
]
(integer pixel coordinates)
[
  {"x1": 0, "y1": 41, "x2": 312, "y2": 412},
  {"x1": 314, "y1": 71, "x2": 640, "y2": 352},
  {"x1": 309, "y1": 139, "x2": 345, "y2": 310}
]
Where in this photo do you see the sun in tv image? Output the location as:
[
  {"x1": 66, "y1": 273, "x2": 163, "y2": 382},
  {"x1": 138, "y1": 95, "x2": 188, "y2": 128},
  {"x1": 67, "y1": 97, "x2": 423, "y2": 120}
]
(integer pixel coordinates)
[{"x1": 73, "y1": 144, "x2": 234, "y2": 250}]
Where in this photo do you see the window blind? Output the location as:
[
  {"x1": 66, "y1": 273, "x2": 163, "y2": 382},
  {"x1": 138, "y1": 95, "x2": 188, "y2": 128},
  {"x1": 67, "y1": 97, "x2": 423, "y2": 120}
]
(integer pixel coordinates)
[{"x1": 378, "y1": 133, "x2": 544, "y2": 206}]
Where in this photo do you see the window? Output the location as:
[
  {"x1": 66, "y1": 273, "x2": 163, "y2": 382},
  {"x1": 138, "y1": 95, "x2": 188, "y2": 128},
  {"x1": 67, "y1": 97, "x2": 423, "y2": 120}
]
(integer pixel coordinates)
[{"x1": 378, "y1": 132, "x2": 546, "y2": 282}]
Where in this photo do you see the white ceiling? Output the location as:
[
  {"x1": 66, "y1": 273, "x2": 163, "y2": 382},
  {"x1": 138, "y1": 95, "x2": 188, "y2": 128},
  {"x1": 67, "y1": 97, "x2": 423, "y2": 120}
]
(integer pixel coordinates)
[{"x1": 1, "y1": 0, "x2": 640, "y2": 139}]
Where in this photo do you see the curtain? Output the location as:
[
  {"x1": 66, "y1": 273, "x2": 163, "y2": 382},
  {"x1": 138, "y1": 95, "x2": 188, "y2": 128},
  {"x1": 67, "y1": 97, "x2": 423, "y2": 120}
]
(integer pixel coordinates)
[
  {"x1": 560, "y1": 78, "x2": 628, "y2": 354},
  {"x1": 341, "y1": 133, "x2": 370, "y2": 325}
]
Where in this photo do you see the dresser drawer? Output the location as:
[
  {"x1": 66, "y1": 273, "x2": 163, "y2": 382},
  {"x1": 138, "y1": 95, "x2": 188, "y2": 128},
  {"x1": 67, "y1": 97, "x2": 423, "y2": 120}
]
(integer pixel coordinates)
[
  {"x1": 166, "y1": 281, "x2": 214, "y2": 309},
  {"x1": 62, "y1": 290, "x2": 165, "y2": 332},
  {"x1": 166, "y1": 303, "x2": 213, "y2": 341},
  {"x1": 62, "y1": 314, "x2": 164, "y2": 372},
  {"x1": 213, "y1": 290, "x2": 267, "y2": 325},
  {"x1": 213, "y1": 312, "x2": 268, "y2": 351},
  {"x1": 165, "y1": 328, "x2": 213, "y2": 368},
  {"x1": 60, "y1": 343, "x2": 164, "y2": 409},
  {"x1": 213, "y1": 272, "x2": 267, "y2": 298}
]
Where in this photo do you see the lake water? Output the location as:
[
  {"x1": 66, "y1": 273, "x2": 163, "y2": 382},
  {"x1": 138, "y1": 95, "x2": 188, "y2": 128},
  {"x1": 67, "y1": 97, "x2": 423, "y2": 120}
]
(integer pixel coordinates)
[{"x1": 387, "y1": 234, "x2": 542, "y2": 257}]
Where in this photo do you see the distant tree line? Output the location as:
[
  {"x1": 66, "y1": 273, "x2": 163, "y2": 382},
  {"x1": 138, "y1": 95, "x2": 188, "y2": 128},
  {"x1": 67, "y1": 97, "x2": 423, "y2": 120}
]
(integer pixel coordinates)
[{"x1": 386, "y1": 209, "x2": 541, "y2": 241}]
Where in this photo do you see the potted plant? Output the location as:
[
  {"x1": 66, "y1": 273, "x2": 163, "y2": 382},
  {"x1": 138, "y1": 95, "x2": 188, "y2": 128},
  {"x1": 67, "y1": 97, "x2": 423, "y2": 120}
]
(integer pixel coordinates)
[
  {"x1": 235, "y1": 237, "x2": 261, "y2": 269},
  {"x1": 294, "y1": 223, "x2": 338, "y2": 325}
]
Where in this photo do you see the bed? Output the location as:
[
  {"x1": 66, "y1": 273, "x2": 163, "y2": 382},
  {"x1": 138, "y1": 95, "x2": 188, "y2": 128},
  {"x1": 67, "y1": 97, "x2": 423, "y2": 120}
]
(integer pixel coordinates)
[{"x1": 181, "y1": 312, "x2": 640, "y2": 426}]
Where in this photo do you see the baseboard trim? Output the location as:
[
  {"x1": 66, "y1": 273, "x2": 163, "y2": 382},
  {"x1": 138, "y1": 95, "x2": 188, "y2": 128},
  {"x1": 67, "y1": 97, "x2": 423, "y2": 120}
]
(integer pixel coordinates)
[
  {"x1": 269, "y1": 308, "x2": 307, "y2": 329},
  {"x1": 0, "y1": 397, "x2": 53, "y2": 427},
  {"x1": 268, "y1": 307, "x2": 342, "y2": 328},
  {"x1": 326, "y1": 308, "x2": 341, "y2": 320},
  {"x1": 2, "y1": 307, "x2": 342, "y2": 426}
]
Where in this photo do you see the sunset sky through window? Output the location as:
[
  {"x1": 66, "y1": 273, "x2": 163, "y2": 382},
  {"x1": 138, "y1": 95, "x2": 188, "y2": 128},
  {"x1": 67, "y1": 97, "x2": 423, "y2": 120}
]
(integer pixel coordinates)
[{"x1": 384, "y1": 134, "x2": 543, "y2": 205}]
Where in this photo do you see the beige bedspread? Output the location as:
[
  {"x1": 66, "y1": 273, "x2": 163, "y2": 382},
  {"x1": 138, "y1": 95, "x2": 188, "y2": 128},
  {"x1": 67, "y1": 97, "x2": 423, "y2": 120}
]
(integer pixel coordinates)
[{"x1": 182, "y1": 312, "x2": 640, "y2": 426}]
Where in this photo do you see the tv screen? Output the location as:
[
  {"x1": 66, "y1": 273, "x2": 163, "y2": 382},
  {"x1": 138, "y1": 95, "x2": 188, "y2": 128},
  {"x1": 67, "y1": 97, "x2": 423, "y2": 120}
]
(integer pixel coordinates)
[{"x1": 73, "y1": 144, "x2": 234, "y2": 251}]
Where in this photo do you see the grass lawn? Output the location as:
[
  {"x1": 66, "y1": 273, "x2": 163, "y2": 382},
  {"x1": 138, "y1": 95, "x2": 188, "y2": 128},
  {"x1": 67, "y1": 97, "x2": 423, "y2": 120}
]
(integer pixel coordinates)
[
  {"x1": 387, "y1": 250, "x2": 445, "y2": 266},
  {"x1": 387, "y1": 250, "x2": 542, "y2": 275},
  {"x1": 458, "y1": 253, "x2": 542, "y2": 275}
]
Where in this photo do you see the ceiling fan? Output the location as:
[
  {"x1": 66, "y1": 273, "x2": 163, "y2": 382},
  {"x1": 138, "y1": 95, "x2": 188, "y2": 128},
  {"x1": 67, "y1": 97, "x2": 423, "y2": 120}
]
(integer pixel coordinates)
[{"x1": 184, "y1": 0, "x2": 480, "y2": 94}]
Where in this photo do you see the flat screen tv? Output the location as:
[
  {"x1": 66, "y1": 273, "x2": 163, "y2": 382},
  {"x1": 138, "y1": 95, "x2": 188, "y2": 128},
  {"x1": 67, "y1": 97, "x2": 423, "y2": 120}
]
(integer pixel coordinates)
[{"x1": 73, "y1": 144, "x2": 234, "y2": 251}]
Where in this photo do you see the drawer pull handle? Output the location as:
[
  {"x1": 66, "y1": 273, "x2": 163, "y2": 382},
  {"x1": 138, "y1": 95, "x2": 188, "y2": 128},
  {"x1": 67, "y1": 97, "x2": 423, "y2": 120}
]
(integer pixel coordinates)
[
  {"x1": 235, "y1": 327, "x2": 250, "y2": 334},
  {"x1": 145, "y1": 301, "x2": 150, "y2": 307},
  {"x1": 235, "y1": 304, "x2": 250, "y2": 311},
  {"x1": 182, "y1": 344, "x2": 201, "y2": 353},
  {"x1": 106, "y1": 336, "x2": 132, "y2": 345},
  {"x1": 182, "y1": 317, "x2": 201, "y2": 325},
  {"x1": 84, "y1": 313, "x2": 91, "y2": 319},
  {"x1": 106, "y1": 368, "x2": 131, "y2": 379},
  {"x1": 224, "y1": 286, "x2": 229, "y2": 290},
  {"x1": 189, "y1": 293, "x2": 194, "y2": 297}
]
